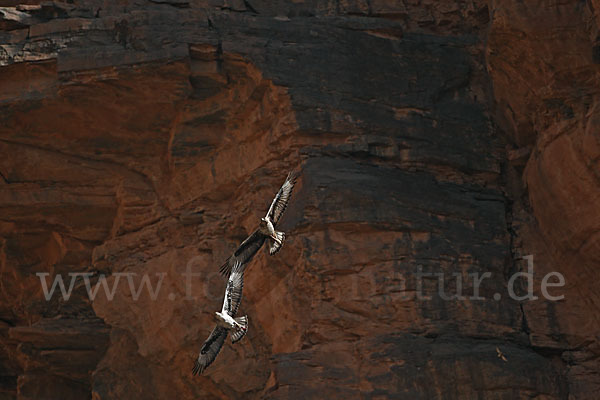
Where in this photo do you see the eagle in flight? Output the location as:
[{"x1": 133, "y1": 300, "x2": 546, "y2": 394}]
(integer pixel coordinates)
[
  {"x1": 219, "y1": 171, "x2": 299, "y2": 276},
  {"x1": 192, "y1": 260, "x2": 248, "y2": 375}
]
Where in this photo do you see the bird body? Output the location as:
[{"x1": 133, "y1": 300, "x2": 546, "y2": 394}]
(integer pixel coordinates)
[
  {"x1": 215, "y1": 311, "x2": 244, "y2": 331},
  {"x1": 259, "y1": 217, "x2": 276, "y2": 237}
]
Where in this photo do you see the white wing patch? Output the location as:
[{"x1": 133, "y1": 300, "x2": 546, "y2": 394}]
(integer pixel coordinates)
[
  {"x1": 266, "y1": 171, "x2": 299, "y2": 225},
  {"x1": 221, "y1": 260, "x2": 245, "y2": 316}
]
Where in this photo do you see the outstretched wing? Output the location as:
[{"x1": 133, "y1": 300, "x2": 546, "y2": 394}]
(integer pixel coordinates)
[
  {"x1": 219, "y1": 230, "x2": 266, "y2": 276},
  {"x1": 221, "y1": 260, "x2": 245, "y2": 317},
  {"x1": 266, "y1": 171, "x2": 299, "y2": 226},
  {"x1": 192, "y1": 326, "x2": 228, "y2": 375}
]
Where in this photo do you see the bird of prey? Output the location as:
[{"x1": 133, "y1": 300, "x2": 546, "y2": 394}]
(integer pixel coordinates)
[
  {"x1": 219, "y1": 171, "x2": 299, "y2": 276},
  {"x1": 496, "y1": 346, "x2": 508, "y2": 362},
  {"x1": 192, "y1": 260, "x2": 248, "y2": 375}
]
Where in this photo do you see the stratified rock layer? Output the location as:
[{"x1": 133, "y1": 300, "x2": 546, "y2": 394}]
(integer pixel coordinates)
[{"x1": 0, "y1": 0, "x2": 597, "y2": 399}]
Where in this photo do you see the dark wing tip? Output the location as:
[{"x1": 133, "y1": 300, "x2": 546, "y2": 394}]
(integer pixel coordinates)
[
  {"x1": 192, "y1": 360, "x2": 204, "y2": 375},
  {"x1": 219, "y1": 260, "x2": 231, "y2": 276},
  {"x1": 287, "y1": 170, "x2": 300, "y2": 184}
]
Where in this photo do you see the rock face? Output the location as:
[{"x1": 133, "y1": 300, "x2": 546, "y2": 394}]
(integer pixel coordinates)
[
  {"x1": 0, "y1": 0, "x2": 598, "y2": 399},
  {"x1": 486, "y1": 1, "x2": 600, "y2": 397}
]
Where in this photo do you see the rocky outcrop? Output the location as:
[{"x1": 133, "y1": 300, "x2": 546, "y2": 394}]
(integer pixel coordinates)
[
  {"x1": 0, "y1": 0, "x2": 597, "y2": 399},
  {"x1": 488, "y1": 0, "x2": 600, "y2": 397}
]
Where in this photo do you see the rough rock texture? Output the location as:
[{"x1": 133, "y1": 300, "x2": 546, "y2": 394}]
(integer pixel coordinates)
[
  {"x1": 487, "y1": 1, "x2": 600, "y2": 397},
  {"x1": 0, "y1": 0, "x2": 597, "y2": 399}
]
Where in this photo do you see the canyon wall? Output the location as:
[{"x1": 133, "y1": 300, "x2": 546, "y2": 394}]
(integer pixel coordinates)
[{"x1": 0, "y1": 0, "x2": 598, "y2": 398}]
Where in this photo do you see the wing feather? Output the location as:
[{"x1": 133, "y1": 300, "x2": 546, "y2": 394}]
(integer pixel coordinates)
[
  {"x1": 192, "y1": 326, "x2": 228, "y2": 375},
  {"x1": 219, "y1": 230, "x2": 265, "y2": 276},
  {"x1": 221, "y1": 261, "x2": 244, "y2": 316},
  {"x1": 266, "y1": 171, "x2": 299, "y2": 225}
]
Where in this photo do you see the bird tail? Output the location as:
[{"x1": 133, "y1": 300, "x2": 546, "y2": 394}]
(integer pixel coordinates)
[
  {"x1": 269, "y1": 231, "x2": 285, "y2": 255},
  {"x1": 231, "y1": 315, "x2": 248, "y2": 343}
]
